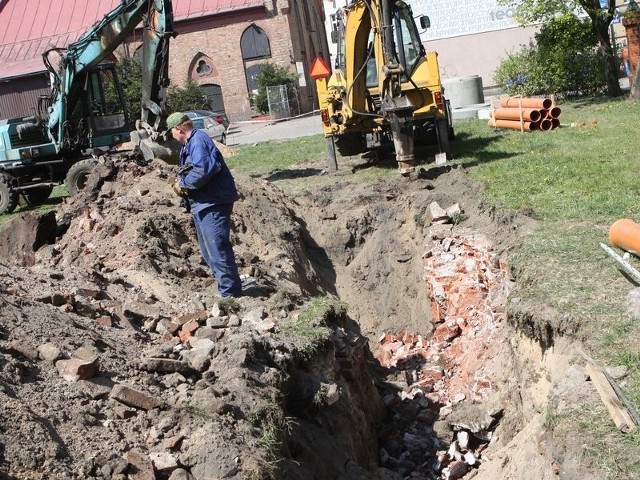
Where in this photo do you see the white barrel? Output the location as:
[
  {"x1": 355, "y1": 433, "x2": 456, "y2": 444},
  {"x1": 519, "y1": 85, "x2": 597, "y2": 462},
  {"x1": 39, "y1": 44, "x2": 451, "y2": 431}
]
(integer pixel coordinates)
[{"x1": 442, "y1": 75, "x2": 484, "y2": 109}]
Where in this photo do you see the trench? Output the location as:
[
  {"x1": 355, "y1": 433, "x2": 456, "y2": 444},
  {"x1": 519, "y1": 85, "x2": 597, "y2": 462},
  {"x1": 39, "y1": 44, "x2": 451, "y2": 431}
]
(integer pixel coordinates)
[{"x1": 287, "y1": 175, "x2": 576, "y2": 480}]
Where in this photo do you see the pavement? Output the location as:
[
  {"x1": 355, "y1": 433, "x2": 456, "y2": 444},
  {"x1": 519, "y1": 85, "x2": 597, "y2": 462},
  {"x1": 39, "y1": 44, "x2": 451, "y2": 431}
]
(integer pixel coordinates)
[{"x1": 224, "y1": 111, "x2": 323, "y2": 146}]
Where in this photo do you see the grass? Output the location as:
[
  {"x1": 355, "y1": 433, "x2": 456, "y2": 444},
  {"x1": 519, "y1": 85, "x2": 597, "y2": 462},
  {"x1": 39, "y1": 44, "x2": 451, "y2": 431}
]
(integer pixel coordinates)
[
  {"x1": 0, "y1": 185, "x2": 68, "y2": 230},
  {"x1": 229, "y1": 96, "x2": 640, "y2": 478},
  {"x1": 275, "y1": 296, "x2": 346, "y2": 359}
]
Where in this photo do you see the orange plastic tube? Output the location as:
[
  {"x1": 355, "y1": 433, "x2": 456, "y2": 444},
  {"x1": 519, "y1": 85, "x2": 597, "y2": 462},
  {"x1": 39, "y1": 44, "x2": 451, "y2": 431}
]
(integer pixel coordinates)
[
  {"x1": 539, "y1": 119, "x2": 553, "y2": 131},
  {"x1": 548, "y1": 106, "x2": 561, "y2": 119},
  {"x1": 487, "y1": 119, "x2": 538, "y2": 131},
  {"x1": 609, "y1": 219, "x2": 640, "y2": 254},
  {"x1": 499, "y1": 97, "x2": 553, "y2": 109},
  {"x1": 491, "y1": 108, "x2": 541, "y2": 122}
]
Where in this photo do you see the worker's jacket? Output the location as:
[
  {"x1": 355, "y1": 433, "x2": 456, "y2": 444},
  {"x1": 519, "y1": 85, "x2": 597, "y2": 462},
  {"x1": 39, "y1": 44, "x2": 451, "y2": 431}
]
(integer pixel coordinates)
[{"x1": 178, "y1": 129, "x2": 238, "y2": 214}]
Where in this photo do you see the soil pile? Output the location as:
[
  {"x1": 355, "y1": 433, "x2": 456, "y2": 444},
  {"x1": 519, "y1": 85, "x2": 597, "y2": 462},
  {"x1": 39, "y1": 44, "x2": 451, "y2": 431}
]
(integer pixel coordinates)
[{"x1": 0, "y1": 153, "x2": 593, "y2": 480}]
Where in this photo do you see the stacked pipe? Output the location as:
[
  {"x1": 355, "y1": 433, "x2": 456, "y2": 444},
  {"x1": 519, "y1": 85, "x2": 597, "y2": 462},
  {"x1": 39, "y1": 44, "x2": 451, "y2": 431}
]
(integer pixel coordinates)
[{"x1": 488, "y1": 97, "x2": 562, "y2": 132}]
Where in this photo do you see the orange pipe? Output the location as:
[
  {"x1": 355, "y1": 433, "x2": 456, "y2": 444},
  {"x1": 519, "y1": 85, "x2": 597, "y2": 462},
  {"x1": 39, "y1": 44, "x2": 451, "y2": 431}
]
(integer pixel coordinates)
[
  {"x1": 539, "y1": 119, "x2": 553, "y2": 131},
  {"x1": 491, "y1": 108, "x2": 541, "y2": 122},
  {"x1": 551, "y1": 118, "x2": 560, "y2": 129},
  {"x1": 548, "y1": 106, "x2": 561, "y2": 118},
  {"x1": 609, "y1": 219, "x2": 640, "y2": 255},
  {"x1": 499, "y1": 97, "x2": 553, "y2": 109},
  {"x1": 488, "y1": 119, "x2": 538, "y2": 131}
]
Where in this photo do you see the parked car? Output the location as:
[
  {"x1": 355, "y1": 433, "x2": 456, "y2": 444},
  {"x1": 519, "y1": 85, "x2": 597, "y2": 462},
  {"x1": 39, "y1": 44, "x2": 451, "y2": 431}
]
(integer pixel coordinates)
[
  {"x1": 184, "y1": 111, "x2": 227, "y2": 144},
  {"x1": 189, "y1": 109, "x2": 230, "y2": 130}
]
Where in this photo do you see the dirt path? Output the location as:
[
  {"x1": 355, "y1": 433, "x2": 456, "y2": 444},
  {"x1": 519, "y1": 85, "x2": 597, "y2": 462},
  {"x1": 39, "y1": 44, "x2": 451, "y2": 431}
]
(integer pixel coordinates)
[{"x1": 0, "y1": 154, "x2": 597, "y2": 479}]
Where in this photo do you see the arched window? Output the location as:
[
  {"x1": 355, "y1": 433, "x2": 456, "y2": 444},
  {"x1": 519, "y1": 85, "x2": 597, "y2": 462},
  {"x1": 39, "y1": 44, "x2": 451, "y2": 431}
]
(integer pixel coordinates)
[
  {"x1": 241, "y1": 24, "x2": 271, "y2": 60},
  {"x1": 201, "y1": 84, "x2": 226, "y2": 113}
]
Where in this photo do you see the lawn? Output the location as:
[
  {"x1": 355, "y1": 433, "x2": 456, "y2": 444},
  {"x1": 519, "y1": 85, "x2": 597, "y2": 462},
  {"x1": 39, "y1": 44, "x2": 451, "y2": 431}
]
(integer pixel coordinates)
[{"x1": 227, "y1": 96, "x2": 640, "y2": 478}]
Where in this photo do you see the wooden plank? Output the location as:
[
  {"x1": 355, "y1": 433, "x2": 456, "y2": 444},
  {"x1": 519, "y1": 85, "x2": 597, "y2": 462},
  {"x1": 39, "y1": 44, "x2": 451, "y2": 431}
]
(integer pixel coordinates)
[{"x1": 585, "y1": 362, "x2": 637, "y2": 433}]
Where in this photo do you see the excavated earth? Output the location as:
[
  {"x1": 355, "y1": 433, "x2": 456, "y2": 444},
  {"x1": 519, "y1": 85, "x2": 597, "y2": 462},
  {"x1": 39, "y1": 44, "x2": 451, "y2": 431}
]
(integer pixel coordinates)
[{"x1": 0, "y1": 149, "x2": 597, "y2": 480}]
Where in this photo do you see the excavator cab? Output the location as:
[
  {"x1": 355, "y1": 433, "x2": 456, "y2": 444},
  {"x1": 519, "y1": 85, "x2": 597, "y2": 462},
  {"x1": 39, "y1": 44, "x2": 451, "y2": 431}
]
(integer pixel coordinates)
[{"x1": 60, "y1": 63, "x2": 131, "y2": 152}]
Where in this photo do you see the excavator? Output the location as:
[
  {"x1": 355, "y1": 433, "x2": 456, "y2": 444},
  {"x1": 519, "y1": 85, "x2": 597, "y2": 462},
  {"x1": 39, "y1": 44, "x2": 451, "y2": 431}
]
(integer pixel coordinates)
[
  {"x1": 316, "y1": 0, "x2": 453, "y2": 174},
  {"x1": 0, "y1": 0, "x2": 175, "y2": 214}
]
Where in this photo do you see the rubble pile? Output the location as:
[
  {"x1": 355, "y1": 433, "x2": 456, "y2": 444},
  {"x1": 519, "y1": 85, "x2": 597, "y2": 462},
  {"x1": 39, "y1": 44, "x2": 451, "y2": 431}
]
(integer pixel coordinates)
[
  {"x1": 374, "y1": 232, "x2": 512, "y2": 479},
  {"x1": 0, "y1": 155, "x2": 567, "y2": 480},
  {"x1": 0, "y1": 156, "x2": 383, "y2": 479}
]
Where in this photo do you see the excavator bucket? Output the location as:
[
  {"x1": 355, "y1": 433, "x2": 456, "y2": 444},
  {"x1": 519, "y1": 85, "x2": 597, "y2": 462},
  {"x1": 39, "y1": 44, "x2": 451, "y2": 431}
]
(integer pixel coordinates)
[{"x1": 130, "y1": 121, "x2": 180, "y2": 164}]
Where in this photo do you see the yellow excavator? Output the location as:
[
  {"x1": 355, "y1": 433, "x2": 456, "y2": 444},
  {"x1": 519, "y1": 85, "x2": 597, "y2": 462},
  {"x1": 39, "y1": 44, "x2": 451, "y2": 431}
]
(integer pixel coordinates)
[{"x1": 315, "y1": 0, "x2": 452, "y2": 174}]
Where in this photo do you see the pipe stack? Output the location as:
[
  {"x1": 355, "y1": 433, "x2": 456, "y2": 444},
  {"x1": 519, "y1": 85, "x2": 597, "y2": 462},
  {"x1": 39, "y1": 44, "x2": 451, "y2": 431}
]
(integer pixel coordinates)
[{"x1": 488, "y1": 96, "x2": 561, "y2": 132}]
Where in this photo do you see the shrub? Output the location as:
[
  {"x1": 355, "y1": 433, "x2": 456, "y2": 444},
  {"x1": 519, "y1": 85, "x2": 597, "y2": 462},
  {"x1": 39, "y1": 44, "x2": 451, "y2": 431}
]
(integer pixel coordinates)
[
  {"x1": 250, "y1": 62, "x2": 299, "y2": 114},
  {"x1": 494, "y1": 14, "x2": 605, "y2": 97},
  {"x1": 167, "y1": 79, "x2": 209, "y2": 112}
]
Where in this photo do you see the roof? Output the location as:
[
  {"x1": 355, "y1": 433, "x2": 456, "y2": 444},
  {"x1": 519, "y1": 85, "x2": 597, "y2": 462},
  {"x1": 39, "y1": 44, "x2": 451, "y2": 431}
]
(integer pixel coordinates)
[{"x1": 0, "y1": 0, "x2": 265, "y2": 80}]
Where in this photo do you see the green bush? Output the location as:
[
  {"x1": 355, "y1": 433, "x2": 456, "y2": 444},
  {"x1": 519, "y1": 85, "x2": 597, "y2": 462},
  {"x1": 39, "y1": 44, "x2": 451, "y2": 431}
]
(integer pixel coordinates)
[
  {"x1": 493, "y1": 43, "x2": 545, "y2": 97},
  {"x1": 494, "y1": 15, "x2": 605, "y2": 97},
  {"x1": 250, "y1": 62, "x2": 298, "y2": 114},
  {"x1": 167, "y1": 79, "x2": 209, "y2": 112},
  {"x1": 113, "y1": 57, "x2": 209, "y2": 127}
]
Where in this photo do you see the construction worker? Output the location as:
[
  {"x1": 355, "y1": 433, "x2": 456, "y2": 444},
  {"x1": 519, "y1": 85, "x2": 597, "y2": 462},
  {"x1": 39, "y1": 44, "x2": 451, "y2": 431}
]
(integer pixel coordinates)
[{"x1": 167, "y1": 112, "x2": 242, "y2": 298}]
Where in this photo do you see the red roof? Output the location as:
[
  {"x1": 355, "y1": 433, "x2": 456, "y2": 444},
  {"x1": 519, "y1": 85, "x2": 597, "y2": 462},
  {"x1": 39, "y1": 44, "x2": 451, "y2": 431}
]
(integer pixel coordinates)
[{"x1": 0, "y1": 0, "x2": 265, "y2": 79}]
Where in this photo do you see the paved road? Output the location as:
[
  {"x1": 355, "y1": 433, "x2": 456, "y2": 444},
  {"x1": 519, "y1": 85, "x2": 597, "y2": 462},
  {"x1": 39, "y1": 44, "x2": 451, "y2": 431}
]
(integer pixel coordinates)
[{"x1": 225, "y1": 111, "x2": 323, "y2": 146}]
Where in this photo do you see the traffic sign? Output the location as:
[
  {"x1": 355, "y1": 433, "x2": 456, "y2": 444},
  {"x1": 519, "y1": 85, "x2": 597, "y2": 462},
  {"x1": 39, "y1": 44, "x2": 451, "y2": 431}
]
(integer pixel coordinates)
[{"x1": 310, "y1": 57, "x2": 331, "y2": 79}]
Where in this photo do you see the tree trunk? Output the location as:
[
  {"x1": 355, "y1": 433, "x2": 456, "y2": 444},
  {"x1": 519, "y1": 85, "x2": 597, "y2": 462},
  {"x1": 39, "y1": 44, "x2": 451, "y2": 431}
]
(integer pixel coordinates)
[
  {"x1": 594, "y1": 20, "x2": 623, "y2": 97},
  {"x1": 585, "y1": 0, "x2": 623, "y2": 97}
]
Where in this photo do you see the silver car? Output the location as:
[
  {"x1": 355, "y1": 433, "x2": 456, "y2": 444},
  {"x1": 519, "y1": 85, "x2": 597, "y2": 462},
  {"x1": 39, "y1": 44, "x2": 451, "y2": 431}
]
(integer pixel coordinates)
[{"x1": 185, "y1": 111, "x2": 227, "y2": 144}]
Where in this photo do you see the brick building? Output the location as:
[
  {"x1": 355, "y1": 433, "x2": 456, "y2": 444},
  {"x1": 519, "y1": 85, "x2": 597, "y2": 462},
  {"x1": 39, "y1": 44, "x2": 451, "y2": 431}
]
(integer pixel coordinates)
[{"x1": 0, "y1": 0, "x2": 329, "y2": 122}]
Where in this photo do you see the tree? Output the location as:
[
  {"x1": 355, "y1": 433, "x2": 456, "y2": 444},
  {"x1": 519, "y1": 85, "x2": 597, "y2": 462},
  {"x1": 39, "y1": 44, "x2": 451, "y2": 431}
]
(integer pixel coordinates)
[
  {"x1": 167, "y1": 79, "x2": 209, "y2": 112},
  {"x1": 251, "y1": 62, "x2": 299, "y2": 114},
  {"x1": 494, "y1": 15, "x2": 605, "y2": 97},
  {"x1": 111, "y1": 56, "x2": 143, "y2": 129},
  {"x1": 499, "y1": 0, "x2": 622, "y2": 97}
]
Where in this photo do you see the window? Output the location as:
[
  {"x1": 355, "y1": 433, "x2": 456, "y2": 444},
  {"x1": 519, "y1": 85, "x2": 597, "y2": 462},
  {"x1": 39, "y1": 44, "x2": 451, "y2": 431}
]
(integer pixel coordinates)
[{"x1": 241, "y1": 24, "x2": 271, "y2": 60}]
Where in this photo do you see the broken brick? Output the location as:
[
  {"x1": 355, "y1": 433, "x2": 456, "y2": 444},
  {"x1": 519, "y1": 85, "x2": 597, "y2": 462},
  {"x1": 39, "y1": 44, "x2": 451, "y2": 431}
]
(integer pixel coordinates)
[
  {"x1": 110, "y1": 384, "x2": 163, "y2": 410},
  {"x1": 124, "y1": 448, "x2": 155, "y2": 480},
  {"x1": 179, "y1": 319, "x2": 200, "y2": 341}
]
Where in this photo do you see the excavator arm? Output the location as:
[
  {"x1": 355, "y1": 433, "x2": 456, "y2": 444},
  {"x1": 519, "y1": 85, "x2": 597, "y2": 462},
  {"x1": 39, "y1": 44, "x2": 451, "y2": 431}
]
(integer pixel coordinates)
[
  {"x1": 44, "y1": 0, "x2": 174, "y2": 158},
  {"x1": 318, "y1": 0, "x2": 450, "y2": 174}
]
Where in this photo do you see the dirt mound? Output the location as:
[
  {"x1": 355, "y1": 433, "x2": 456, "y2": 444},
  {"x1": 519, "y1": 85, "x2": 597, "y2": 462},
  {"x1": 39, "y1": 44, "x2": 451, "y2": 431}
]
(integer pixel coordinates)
[{"x1": 0, "y1": 155, "x2": 589, "y2": 480}]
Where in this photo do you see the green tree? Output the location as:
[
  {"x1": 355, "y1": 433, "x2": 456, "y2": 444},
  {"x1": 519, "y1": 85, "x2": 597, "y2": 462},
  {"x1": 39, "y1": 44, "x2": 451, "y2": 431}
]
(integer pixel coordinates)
[
  {"x1": 495, "y1": 16, "x2": 604, "y2": 97},
  {"x1": 251, "y1": 62, "x2": 299, "y2": 114},
  {"x1": 109, "y1": 56, "x2": 143, "y2": 129},
  {"x1": 498, "y1": 0, "x2": 622, "y2": 97},
  {"x1": 110, "y1": 56, "x2": 211, "y2": 128},
  {"x1": 167, "y1": 79, "x2": 209, "y2": 112}
]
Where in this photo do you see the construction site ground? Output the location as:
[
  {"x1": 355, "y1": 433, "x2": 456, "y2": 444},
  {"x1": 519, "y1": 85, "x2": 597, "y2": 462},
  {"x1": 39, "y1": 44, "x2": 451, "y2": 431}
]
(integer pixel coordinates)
[{"x1": 0, "y1": 125, "x2": 636, "y2": 480}]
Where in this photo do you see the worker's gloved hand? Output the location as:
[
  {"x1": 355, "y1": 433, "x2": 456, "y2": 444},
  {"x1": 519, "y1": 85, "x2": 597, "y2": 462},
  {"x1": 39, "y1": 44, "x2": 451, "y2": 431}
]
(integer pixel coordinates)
[{"x1": 172, "y1": 181, "x2": 187, "y2": 197}]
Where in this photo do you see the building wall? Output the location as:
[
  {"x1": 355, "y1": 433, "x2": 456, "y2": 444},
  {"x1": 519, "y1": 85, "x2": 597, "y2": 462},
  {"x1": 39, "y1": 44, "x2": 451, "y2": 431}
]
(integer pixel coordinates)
[
  {"x1": 0, "y1": 73, "x2": 49, "y2": 119},
  {"x1": 426, "y1": 26, "x2": 539, "y2": 87},
  {"x1": 163, "y1": 1, "x2": 326, "y2": 122}
]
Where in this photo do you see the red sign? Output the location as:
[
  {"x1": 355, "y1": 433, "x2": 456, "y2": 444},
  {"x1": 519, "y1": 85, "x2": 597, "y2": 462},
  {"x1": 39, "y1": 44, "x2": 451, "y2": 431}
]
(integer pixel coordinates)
[{"x1": 310, "y1": 56, "x2": 331, "y2": 79}]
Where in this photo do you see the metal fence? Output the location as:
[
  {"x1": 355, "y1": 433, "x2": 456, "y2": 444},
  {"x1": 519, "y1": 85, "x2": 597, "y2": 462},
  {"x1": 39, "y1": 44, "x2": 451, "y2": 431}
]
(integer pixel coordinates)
[{"x1": 266, "y1": 85, "x2": 300, "y2": 120}]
